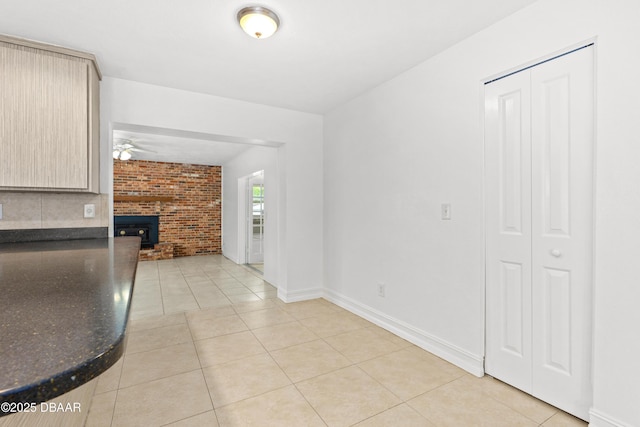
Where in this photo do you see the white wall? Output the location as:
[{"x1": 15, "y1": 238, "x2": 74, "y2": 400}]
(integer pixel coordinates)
[
  {"x1": 323, "y1": 0, "x2": 640, "y2": 425},
  {"x1": 222, "y1": 146, "x2": 278, "y2": 284},
  {"x1": 100, "y1": 77, "x2": 324, "y2": 300}
]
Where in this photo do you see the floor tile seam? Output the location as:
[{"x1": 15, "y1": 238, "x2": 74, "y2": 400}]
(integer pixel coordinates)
[
  {"x1": 246, "y1": 321, "x2": 290, "y2": 358},
  {"x1": 158, "y1": 282, "x2": 192, "y2": 292},
  {"x1": 484, "y1": 391, "x2": 558, "y2": 426},
  {"x1": 347, "y1": 364, "x2": 413, "y2": 406},
  {"x1": 97, "y1": 387, "x2": 117, "y2": 427},
  {"x1": 220, "y1": 288, "x2": 255, "y2": 297},
  {"x1": 255, "y1": 334, "x2": 321, "y2": 353},
  {"x1": 404, "y1": 373, "x2": 484, "y2": 415},
  {"x1": 118, "y1": 359, "x2": 202, "y2": 391},
  {"x1": 91, "y1": 360, "x2": 125, "y2": 406},
  {"x1": 215, "y1": 283, "x2": 248, "y2": 291},
  {"x1": 471, "y1": 390, "x2": 547, "y2": 426},
  {"x1": 189, "y1": 282, "x2": 222, "y2": 292},
  {"x1": 355, "y1": 350, "x2": 470, "y2": 402},
  {"x1": 197, "y1": 364, "x2": 220, "y2": 423},
  {"x1": 313, "y1": 325, "x2": 382, "y2": 341},
  {"x1": 89, "y1": 361, "x2": 125, "y2": 427},
  {"x1": 193, "y1": 295, "x2": 234, "y2": 309},
  {"x1": 122, "y1": 339, "x2": 197, "y2": 361},
  {"x1": 306, "y1": 321, "x2": 382, "y2": 344},
  {"x1": 129, "y1": 289, "x2": 162, "y2": 299},
  {"x1": 200, "y1": 349, "x2": 283, "y2": 377},
  {"x1": 189, "y1": 292, "x2": 230, "y2": 302},
  {"x1": 158, "y1": 408, "x2": 218, "y2": 427},
  {"x1": 132, "y1": 277, "x2": 161, "y2": 284},
  {"x1": 125, "y1": 338, "x2": 195, "y2": 357},
  {"x1": 292, "y1": 364, "x2": 404, "y2": 426},
  {"x1": 480, "y1": 374, "x2": 564, "y2": 425},
  {"x1": 347, "y1": 345, "x2": 414, "y2": 367},
  {"x1": 205, "y1": 273, "x2": 234, "y2": 280},
  {"x1": 189, "y1": 283, "x2": 226, "y2": 297},
  {"x1": 115, "y1": 367, "x2": 206, "y2": 396},
  {"x1": 186, "y1": 309, "x2": 244, "y2": 323},
  {"x1": 158, "y1": 291, "x2": 195, "y2": 305},
  {"x1": 188, "y1": 325, "x2": 251, "y2": 343},
  {"x1": 160, "y1": 275, "x2": 200, "y2": 307},
  {"x1": 237, "y1": 307, "x2": 296, "y2": 329},
  {"x1": 248, "y1": 317, "x2": 307, "y2": 335},
  {"x1": 289, "y1": 382, "x2": 332, "y2": 427},
  {"x1": 350, "y1": 402, "x2": 418, "y2": 426},
  {"x1": 404, "y1": 398, "x2": 441, "y2": 426},
  {"x1": 262, "y1": 341, "x2": 333, "y2": 387},
  {"x1": 241, "y1": 319, "x2": 297, "y2": 331},
  {"x1": 536, "y1": 411, "x2": 561, "y2": 426},
  {"x1": 284, "y1": 359, "x2": 359, "y2": 386},
  {"x1": 189, "y1": 287, "x2": 227, "y2": 296},
  {"x1": 195, "y1": 340, "x2": 268, "y2": 371},
  {"x1": 209, "y1": 383, "x2": 294, "y2": 414},
  {"x1": 185, "y1": 280, "x2": 218, "y2": 288}
]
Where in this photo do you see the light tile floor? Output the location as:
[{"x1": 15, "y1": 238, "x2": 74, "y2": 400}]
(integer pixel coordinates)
[{"x1": 85, "y1": 255, "x2": 587, "y2": 427}]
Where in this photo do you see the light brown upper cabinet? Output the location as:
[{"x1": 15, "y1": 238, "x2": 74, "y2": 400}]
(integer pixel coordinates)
[{"x1": 0, "y1": 35, "x2": 101, "y2": 193}]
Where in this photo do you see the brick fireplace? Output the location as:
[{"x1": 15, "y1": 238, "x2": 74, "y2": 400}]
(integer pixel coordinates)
[{"x1": 113, "y1": 159, "x2": 222, "y2": 258}]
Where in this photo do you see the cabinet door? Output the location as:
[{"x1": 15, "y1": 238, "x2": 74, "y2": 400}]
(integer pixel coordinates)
[{"x1": 0, "y1": 44, "x2": 89, "y2": 190}]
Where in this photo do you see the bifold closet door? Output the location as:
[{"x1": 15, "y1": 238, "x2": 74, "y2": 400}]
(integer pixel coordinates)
[{"x1": 485, "y1": 46, "x2": 593, "y2": 420}]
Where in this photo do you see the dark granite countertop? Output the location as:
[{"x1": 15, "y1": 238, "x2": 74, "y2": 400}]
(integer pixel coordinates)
[{"x1": 0, "y1": 237, "x2": 140, "y2": 409}]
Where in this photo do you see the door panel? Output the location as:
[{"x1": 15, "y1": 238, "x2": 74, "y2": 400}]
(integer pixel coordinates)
[
  {"x1": 500, "y1": 261, "x2": 525, "y2": 356},
  {"x1": 485, "y1": 70, "x2": 532, "y2": 392},
  {"x1": 531, "y1": 46, "x2": 593, "y2": 419},
  {"x1": 500, "y1": 90, "x2": 526, "y2": 235},
  {"x1": 542, "y1": 267, "x2": 572, "y2": 374},
  {"x1": 540, "y1": 74, "x2": 571, "y2": 237}
]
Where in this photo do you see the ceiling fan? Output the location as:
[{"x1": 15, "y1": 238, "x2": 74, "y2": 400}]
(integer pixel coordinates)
[{"x1": 112, "y1": 138, "x2": 152, "y2": 160}]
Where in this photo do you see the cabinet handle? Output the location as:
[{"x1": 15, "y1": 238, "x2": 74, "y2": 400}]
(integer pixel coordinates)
[{"x1": 550, "y1": 249, "x2": 562, "y2": 257}]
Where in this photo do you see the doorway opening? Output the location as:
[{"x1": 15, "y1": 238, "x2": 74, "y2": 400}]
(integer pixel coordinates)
[{"x1": 239, "y1": 170, "x2": 265, "y2": 274}]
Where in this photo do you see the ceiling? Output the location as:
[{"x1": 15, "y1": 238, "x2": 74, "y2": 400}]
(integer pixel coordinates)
[
  {"x1": 113, "y1": 130, "x2": 254, "y2": 166},
  {"x1": 0, "y1": 0, "x2": 537, "y2": 163}
]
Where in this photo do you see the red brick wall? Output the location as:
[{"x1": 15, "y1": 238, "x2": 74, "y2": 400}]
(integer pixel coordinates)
[{"x1": 113, "y1": 159, "x2": 222, "y2": 257}]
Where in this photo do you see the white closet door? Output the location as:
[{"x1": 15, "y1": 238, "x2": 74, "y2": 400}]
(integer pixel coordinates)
[
  {"x1": 485, "y1": 46, "x2": 593, "y2": 420},
  {"x1": 485, "y1": 69, "x2": 533, "y2": 393},
  {"x1": 530, "y1": 46, "x2": 594, "y2": 418}
]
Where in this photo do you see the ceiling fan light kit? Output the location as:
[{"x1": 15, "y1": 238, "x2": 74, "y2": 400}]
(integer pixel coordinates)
[
  {"x1": 113, "y1": 138, "x2": 139, "y2": 161},
  {"x1": 237, "y1": 6, "x2": 280, "y2": 39}
]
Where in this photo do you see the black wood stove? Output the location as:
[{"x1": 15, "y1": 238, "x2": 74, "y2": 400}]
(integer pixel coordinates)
[{"x1": 114, "y1": 216, "x2": 159, "y2": 248}]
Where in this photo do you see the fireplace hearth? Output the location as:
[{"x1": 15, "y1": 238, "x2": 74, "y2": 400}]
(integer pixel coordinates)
[{"x1": 114, "y1": 216, "x2": 159, "y2": 248}]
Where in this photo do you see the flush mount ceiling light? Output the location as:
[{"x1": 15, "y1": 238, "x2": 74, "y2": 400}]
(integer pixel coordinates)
[{"x1": 237, "y1": 6, "x2": 280, "y2": 39}]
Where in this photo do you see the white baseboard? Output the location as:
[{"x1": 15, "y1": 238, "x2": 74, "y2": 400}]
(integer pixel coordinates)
[
  {"x1": 589, "y1": 409, "x2": 633, "y2": 427},
  {"x1": 278, "y1": 287, "x2": 324, "y2": 303},
  {"x1": 323, "y1": 289, "x2": 484, "y2": 377},
  {"x1": 222, "y1": 249, "x2": 239, "y2": 264}
]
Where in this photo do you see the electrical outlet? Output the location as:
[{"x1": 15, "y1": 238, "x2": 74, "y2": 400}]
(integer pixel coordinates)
[
  {"x1": 441, "y1": 203, "x2": 452, "y2": 220},
  {"x1": 84, "y1": 204, "x2": 95, "y2": 218},
  {"x1": 378, "y1": 283, "x2": 385, "y2": 297}
]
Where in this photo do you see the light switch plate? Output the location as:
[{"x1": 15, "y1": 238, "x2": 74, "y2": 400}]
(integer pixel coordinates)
[
  {"x1": 84, "y1": 204, "x2": 95, "y2": 218},
  {"x1": 441, "y1": 203, "x2": 452, "y2": 220},
  {"x1": 0, "y1": 203, "x2": 3, "y2": 220}
]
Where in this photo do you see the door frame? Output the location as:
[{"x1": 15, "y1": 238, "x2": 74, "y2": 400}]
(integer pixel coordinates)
[
  {"x1": 236, "y1": 170, "x2": 265, "y2": 265},
  {"x1": 481, "y1": 38, "x2": 598, "y2": 411}
]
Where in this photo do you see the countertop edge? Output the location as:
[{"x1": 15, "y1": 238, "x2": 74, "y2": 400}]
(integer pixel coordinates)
[
  {"x1": 2, "y1": 332, "x2": 127, "y2": 405},
  {"x1": 0, "y1": 237, "x2": 140, "y2": 410}
]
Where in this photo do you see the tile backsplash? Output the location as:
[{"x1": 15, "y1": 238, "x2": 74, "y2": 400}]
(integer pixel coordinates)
[{"x1": 0, "y1": 192, "x2": 108, "y2": 230}]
